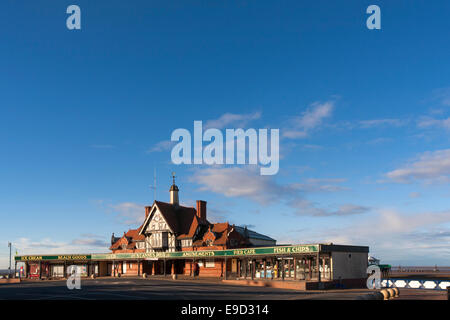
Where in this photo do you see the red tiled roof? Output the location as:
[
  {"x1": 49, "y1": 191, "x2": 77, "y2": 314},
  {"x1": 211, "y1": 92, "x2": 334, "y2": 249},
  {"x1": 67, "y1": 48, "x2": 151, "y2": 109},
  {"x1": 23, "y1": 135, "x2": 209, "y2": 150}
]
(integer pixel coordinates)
[
  {"x1": 125, "y1": 226, "x2": 145, "y2": 241},
  {"x1": 110, "y1": 224, "x2": 145, "y2": 250},
  {"x1": 110, "y1": 236, "x2": 128, "y2": 250},
  {"x1": 177, "y1": 215, "x2": 200, "y2": 240},
  {"x1": 112, "y1": 200, "x2": 259, "y2": 252}
]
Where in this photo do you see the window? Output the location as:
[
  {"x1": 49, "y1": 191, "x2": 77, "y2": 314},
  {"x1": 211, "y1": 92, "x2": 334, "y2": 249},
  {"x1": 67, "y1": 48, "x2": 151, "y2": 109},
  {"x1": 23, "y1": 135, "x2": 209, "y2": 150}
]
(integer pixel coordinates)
[
  {"x1": 205, "y1": 259, "x2": 215, "y2": 268},
  {"x1": 162, "y1": 232, "x2": 168, "y2": 247}
]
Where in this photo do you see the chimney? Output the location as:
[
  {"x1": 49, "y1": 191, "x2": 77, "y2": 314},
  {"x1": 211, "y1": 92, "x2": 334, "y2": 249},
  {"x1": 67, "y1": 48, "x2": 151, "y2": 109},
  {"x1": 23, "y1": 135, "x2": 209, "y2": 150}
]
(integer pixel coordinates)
[
  {"x1": 196, "y1": 200, "x2": 207, "y2": 221},
  {"x1": 145, "y1": 206, "x2": 151, "y2": 218}
]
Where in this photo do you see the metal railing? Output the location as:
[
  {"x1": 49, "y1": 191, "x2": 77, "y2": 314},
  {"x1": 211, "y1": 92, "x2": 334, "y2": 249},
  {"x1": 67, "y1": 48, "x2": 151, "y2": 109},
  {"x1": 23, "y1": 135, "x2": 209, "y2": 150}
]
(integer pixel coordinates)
[{"x1": 382, "y1": 278, "x2": 450, "y2": 291}]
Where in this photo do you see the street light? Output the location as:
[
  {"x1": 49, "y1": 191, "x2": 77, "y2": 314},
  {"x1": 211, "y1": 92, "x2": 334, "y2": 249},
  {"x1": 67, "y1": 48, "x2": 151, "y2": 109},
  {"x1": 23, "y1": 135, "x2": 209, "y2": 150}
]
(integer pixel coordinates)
[{"x1": 8, "y1": 242, "x2": 12, "y2": 276}]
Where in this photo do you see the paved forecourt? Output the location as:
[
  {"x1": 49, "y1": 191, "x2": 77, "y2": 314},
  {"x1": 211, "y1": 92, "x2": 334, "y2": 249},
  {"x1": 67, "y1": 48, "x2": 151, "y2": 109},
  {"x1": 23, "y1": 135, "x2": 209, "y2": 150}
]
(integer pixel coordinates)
[{"x1": 0, "y1": 277, "x2": 380, "y2": 300}]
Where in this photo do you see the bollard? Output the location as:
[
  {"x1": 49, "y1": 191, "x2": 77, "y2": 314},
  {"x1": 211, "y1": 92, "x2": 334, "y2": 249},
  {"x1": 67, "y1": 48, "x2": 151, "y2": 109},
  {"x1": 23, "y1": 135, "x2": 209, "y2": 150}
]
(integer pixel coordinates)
[
  {"x1": 380, "y1": 289, "x2": 390, "y2": 300},
  {"x1": 172, "y1": 274, "x2": 177, "y2": 280},
  {"x1": 142, "y1": 273, "x2": 147, "y2": 279},
  {"x1": 387, "y1": 288, "x2": 395, "y2": 299},
  {"x1": 392, "y1": 287, "x2": 400, "y2": 297}
]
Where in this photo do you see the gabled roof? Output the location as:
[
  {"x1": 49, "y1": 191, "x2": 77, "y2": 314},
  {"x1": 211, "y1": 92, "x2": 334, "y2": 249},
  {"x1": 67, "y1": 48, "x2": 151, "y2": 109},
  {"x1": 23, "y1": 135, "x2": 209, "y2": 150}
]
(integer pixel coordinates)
[
  {"x1": 125, "y1": 227, "x2": 145, "y2": 241},
  {"x1": 139, "y1": 201, "x2": 208, "y2": 237},
  {"x1": 110, "y1": 225, "x2": 145, "y2": 250},
  {"x1": 177, "y1": 214, "x2": 201, "y2": 240},
  {"x1": 110, "y1": 236, "x2": 128, "y2": 250},
  {"x1": 192, "y1": 222, "x2": 248, "y2": 246}
]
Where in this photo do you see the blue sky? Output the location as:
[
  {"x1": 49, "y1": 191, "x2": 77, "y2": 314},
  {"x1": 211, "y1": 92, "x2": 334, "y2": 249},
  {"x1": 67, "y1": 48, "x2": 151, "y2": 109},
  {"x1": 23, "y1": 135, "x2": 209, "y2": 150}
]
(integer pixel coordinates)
[{"x1": 1, "y1": 0, "x2": 450, "y2": 268}]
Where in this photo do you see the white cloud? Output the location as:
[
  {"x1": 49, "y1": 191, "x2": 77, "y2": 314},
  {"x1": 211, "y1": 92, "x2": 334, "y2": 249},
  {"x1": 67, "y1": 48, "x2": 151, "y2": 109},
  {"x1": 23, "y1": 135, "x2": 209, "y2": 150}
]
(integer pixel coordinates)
[
  {"x1": 148, "y1": 140, "x2": 176, "y2": 153},
  {"x1": 190, "y1": 167, "x2": 365, "y2": 217},
  {"x1": 367, "y1": 137, "x2": 393, "y2": 145},
  {"x1": 204, "y1": 111, "x2": 261, "y2": 129},
  {"x1": 190, "y1": 166, "x2": 295, "y2": 204},
  {"x1": 359, "y1": 118, "x2": 406, "y2": 128},
  {"x1": 278, "y1": 208, "x2": 450, "y2": 264},
  {"x1": 329, "y1": 208, "x2": 450, "y2": 239},
  {"x1": 417, "y1": 117, "x2": 450, "y2": 130},
  {"x1": 332, "y1": 204, "x2": 370, "y2": 216},
  {"x1": 291, "y1": 178, "x2": 349, "y2": 193},
  {"x1": 109, "y1": 202, "x2": 145, "y2": 225},
  {"x1": 289, "y1": 199, "x2": 369, "y2": 217},
  {"x1": 283, "y1": 101, "x2": 334, "y2": 139},
  {"x1": 386, "y1": 149, "x2": 450, "y2": 184},
  {"x1": 409, "y1": 192, "x2": 421, "y2": 199},
  {"x1": 149, "y1": 111, "x2": 261, "y2": 153},
  {"x1": 433, "y1": 87, "x2": 450, "y2": 106},
  {"x1": 3, "y1": 235, "x2": 110, "y2": 266},
  {"x1": 301, "y1": 144, "x2": 324, "y2": 151}
]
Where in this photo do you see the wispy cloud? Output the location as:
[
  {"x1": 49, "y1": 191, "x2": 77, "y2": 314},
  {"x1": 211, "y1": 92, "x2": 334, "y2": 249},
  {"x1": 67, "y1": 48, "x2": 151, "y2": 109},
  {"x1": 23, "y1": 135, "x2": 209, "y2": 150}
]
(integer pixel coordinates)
[
  {"x1": 409, "y1": 192, "x2": 421, "y2": 199},
  {"x1": 367, "y1": 137, "x2": 393, "y2": 145},
  {"x1": 149, "y1": 111, "x2": 262, "y2": 153},
  {"x1": 190, "y1": 166, "x2": 295, "y2": 204},
  {"x1": 71, "y1": 237, "x2": 109, "y2": 247},
  {"x1": 204, "y1": 111, "x2": 261, "y2": 130},
  {"x1": 386, "y1": 149, "x2": 450, "y2": 184},
  {"x1": 108, "y1": 202, "x2": 145, "y2": 225},
  {"x1": 12, "y1": 235, "x2": 109, "y2": 257},
  {"x1": 433, "y1": 87, "x2": 450, "y2": 106},
  {"x1": 276, "y1": 208, "x2": 450, "y2": 264},
  {"x1": 417, "y1": 116, "x2": 450, "y2": 130},
  {"x1": 344, "y1": 209, "x2": 450, "y2": 241},
  {"x1": 148, "y1": 140, "x2": 176, "y2": 153},
  {"x1": 283, "y1": 101, "x2": 334, "y2": 139},
  {"x1": 359, "y1": 118, "x2": 407, "y2": 128},
  {"x1": 291, "y1": 178, "x2": 349, "y2": 193},
  {"x1": 289, "y1": 199, "x2": 369, "y2": 217},
  {"x1": 190, "y1": 167, "x2": 365, "y2": 217}
]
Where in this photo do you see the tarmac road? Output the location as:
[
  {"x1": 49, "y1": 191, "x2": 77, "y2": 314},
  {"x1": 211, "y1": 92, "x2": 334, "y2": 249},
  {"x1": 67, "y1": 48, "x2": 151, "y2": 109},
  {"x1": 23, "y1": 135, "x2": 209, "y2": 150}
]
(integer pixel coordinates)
[{"x1": 0, "y1": 277, "x2": 380, "y2": 300}]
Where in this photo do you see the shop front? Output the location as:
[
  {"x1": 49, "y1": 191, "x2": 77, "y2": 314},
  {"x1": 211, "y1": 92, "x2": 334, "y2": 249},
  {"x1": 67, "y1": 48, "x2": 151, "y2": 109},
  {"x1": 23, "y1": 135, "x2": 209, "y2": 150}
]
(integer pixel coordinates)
[{"x1": 14, "y1": 243, "x2": 368, "y2": 288}]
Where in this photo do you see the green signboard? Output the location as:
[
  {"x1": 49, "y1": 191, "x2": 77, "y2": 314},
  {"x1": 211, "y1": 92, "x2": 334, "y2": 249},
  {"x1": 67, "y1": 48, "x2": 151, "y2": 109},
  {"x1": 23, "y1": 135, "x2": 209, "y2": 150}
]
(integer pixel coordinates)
[
  {"x1": 15, "y1": 245, "x2": 318, "y2": 262},
  {"x1": 15, "y1": 254, "x2": 91, "y2": 262},
  {"x1": 90, "y1": 245, "x2": 318, "y2": 260}
]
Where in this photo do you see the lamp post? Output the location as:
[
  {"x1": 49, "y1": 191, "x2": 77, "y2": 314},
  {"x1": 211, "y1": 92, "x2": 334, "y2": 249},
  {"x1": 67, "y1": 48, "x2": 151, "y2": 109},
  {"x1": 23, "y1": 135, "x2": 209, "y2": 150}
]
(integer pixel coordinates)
[{"x1": 8, "y1": 242, "x2": 12, "y2": 276}]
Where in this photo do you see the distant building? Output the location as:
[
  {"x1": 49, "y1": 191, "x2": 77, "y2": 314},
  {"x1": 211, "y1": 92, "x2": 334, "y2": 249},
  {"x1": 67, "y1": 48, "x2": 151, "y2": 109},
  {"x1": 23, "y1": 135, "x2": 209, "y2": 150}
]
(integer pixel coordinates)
[{"x1": 368, "y1": 256, "x2": 380, "y2": 265}]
